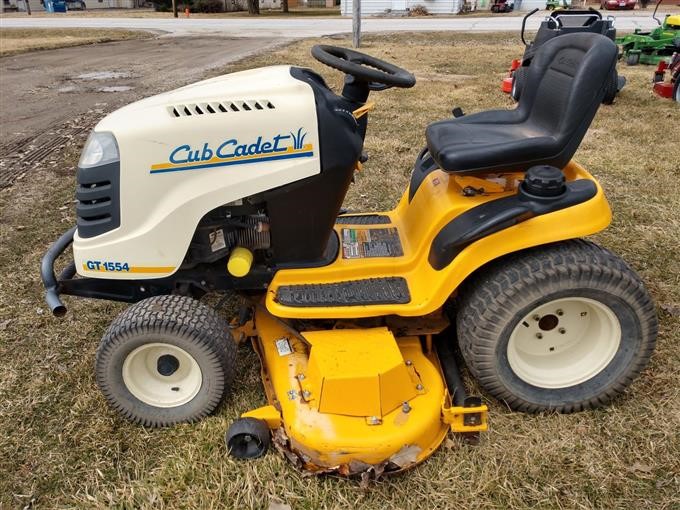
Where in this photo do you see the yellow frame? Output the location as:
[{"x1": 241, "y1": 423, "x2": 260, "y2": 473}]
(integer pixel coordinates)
[{"x1": 266, "y1": 160, "x2": 611, "y2": 319}]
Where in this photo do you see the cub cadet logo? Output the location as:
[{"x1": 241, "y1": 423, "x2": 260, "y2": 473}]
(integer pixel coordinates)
[
  {"x1": 557, "y1": 56, "x2": 578, "y2": 69},
  {"x1": 150, "y1": 128, "x2": 313, "y2": 174}
]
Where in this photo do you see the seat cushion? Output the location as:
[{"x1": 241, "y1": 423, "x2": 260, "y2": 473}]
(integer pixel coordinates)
[
  {"x1": 426, "y1": 118, "x2": 558, "y2": 173},
  {"x1": 424, "y1": 33, "x2": 618, "y2": 174}
]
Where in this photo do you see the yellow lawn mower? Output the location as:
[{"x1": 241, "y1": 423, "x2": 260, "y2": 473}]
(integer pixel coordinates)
[{"x1": 41, "y1": 33, "x2": 658, "y2": 475}]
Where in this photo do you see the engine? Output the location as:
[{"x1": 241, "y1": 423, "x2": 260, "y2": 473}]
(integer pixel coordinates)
[{"x1": 183, "y1": 206, "x2": 271, "y2": 269}]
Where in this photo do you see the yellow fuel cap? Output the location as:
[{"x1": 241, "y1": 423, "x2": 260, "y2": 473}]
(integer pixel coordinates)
[{"x1": 227, "y1": 247, "x2": 253, "y2": 277}]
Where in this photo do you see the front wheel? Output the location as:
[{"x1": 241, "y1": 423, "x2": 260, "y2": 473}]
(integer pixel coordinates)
[
  {"x1": 95, "y1": 295, "x2": 237, "y2": 427},
  {"x1": 626, "y1": 52, "x2": 640, "y2": 66},
  {"x1": 456, "y1": 240, "x2": 657, "y2": 413}
]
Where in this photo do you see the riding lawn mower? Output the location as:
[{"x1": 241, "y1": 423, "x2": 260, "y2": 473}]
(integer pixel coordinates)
[
  {"x1": 41, "y1": 33, "x2": 658, "y2": 475},
  {"x1": 616, "y1": 0, "x2": 680, "y2": 66},
  {"x1": 502, "y1": 8, "x2": 625, "y2": 104}
]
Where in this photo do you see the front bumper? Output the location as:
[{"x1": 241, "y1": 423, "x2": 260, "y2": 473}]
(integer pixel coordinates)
[{"x1": 40, "y1": 226, "x2": 77, "y2": 316}]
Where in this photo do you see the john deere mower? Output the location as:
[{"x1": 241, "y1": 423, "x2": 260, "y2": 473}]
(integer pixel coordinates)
[
  {"x1": 502, "y1": 8, "x2": 625, "y2": 104},
  {"x1": 42, "y1": 33, "x2": 658, "y2": 475},
  {"x1": 617, "y1": 0, "x2": 680, "y2": 66}
]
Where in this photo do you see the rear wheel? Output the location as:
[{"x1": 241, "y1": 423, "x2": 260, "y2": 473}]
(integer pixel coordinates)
[
  {"x1": 96, "y1": 295, "x2": 237, "y2": 427},
  {"x1": 674, "y1": 79, "x2": 680, "y2": 102},
  {"x1": 456, "y1": 240, "x2": 657, "y2": 413}
]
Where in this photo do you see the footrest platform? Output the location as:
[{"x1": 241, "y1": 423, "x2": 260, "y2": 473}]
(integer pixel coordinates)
[{"x1": 275, "y1": 277, "x2": 411, "y2": 307}]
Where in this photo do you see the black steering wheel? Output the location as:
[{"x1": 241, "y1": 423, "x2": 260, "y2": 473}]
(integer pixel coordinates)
[{"x1": 311, "y1": 45, "x2": 416, "y2": 90}]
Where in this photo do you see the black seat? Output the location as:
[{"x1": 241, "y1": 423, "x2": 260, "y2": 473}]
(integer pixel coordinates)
[{"x1": 425, "y1": 33, "x2": 618, "y2": 174}]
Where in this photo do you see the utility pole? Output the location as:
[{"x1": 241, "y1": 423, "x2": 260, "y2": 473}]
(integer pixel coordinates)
[
  {"x1": 352, "y1": 0, "x2": 360, "y2": 48},
  {"x1": 172, "y1": 0, "x2": 178, "y2": 17}
]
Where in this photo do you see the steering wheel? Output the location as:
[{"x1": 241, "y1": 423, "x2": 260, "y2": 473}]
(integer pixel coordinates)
[{"x1": 311, "y1": 45, "x2": 416, "y2": 90}]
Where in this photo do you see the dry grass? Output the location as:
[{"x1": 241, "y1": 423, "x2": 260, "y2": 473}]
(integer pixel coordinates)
[
  {"x1": 1, "y1": 32, "x2": 679, "y2": 509},
  {"x1": 0, "y1": 28, "x2": 150, "y2": 56}
]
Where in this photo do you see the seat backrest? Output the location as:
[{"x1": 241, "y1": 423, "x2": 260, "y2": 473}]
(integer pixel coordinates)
[{"x1": 517, "y1": 33, "x2": 618, "y2": 167}]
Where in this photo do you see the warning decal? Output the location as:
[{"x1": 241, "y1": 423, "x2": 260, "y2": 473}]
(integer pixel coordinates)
[{"x1": 341, "y1": 228, "x2": 404, "y2": 259}]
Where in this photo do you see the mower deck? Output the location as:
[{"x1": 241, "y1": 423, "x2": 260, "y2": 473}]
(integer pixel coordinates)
[{"x1": 239, "y1": 305, "x2": 486, "y2": 473}]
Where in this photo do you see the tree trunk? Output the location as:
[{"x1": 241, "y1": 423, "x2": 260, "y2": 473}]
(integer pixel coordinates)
[
  {"x1": 282, "y1": 0, "x2": 288, "y2": 13},
  {"x1": 248, "y1": 0, "x2": 259, "y2": 14}
]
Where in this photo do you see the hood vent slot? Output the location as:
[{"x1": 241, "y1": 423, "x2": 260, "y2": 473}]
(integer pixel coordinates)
[{"x1": 170, "y1": 100, "x2": 275, "y2": 118}]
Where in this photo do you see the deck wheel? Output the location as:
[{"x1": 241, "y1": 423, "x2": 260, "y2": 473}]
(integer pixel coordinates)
[{"x1": 226, "y1": 418, "x2": 271, "y2": 459}]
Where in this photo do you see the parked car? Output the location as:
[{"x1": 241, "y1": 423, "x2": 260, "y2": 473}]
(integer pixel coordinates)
[{"x1": 601, "y1": 0, "x2": 636, "y2": 10}]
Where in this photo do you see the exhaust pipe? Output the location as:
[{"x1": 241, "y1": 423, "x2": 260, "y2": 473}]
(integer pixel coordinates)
[{"x1": 40, "y1": 226, "x2": 77, "y2": 317}]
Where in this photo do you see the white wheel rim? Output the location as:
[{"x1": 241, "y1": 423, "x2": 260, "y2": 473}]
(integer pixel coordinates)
[
  {"x1": 507, "y1": 297, "x2": 621, "y2": 389},
  {"x1": 122, "y1": 342, "x2": 202, "y2": 407}
]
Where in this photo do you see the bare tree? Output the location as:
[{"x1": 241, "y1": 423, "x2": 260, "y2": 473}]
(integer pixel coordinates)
[
  {"x1": 248, "y1": 0, "x2": 259, "y2": 14},
  {"x1": 282, "y1": 0, "x2": 288, "y2": 13}
]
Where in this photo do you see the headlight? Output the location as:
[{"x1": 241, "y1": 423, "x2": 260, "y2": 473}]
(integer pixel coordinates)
[{"x1": 79, "y1": 132, "x2": 119, "y2": 168}]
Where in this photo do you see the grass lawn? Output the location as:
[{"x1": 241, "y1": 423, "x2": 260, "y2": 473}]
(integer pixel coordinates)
[
  {"x1": 1, "y1": 31, "x2": 679, "y2": 509},
  {"x1": 0, "y1": 28, "x2": 150, "y2": 56}
]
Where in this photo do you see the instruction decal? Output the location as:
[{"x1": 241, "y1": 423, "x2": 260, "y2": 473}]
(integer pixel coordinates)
[{"x1": 341, "y1": 228, "x2": 403, "y2": 259}]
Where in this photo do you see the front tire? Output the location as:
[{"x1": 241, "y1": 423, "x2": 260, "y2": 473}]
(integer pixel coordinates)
[
  {"x1": 96, "y1": 295, "x2": 237, "y2": 427},
  {"x1": 456, "y1": 240, "x2": 657, "y2": 413},
  {"x1": 626, "y1": 52, "x2": 640, "y2": 66}
]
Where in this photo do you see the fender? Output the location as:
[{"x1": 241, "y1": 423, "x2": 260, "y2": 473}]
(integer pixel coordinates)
[{"x1": 265, "y1": 160, "x2": 611, "y2": 319}]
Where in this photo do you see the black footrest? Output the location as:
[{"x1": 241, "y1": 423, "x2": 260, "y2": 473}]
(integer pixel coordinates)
[
  {"x1": 336, "y1": 214, "x2": 391, "y2": 225},
  {"x1": 276, "y1": 277, "x2": 410, "y2": 307}
]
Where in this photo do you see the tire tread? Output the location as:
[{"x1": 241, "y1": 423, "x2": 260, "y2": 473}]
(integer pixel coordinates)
[
  {"x1": 95, "y1": 295, "x2": 237, "y2": 427},
  {"x1": 457, "y1": 240, "x2": 657, "y2": 413}
]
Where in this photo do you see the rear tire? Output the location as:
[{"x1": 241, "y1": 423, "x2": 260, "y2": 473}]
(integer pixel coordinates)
[
  {"x1": 456, "y1": 240, "x2": 657, "y2": 413},
  {"x1": 674, "y1": 79, "x2": 680, "y2": 102},
  {"x1": 96, "y1": 295, "x2": 237, "y2": 427}
]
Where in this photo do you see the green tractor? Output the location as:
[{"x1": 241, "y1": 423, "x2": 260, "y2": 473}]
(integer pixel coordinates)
[{"x1": 617, "y1": 0, "x2": 680, "y2": 65}]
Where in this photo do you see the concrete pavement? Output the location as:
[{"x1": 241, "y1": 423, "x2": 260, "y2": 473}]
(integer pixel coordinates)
[{"x1": 0, "y1": 14, "x2": 660, "y2": 38}]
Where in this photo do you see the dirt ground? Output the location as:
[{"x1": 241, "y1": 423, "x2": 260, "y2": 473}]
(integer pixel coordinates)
[
  {"x1": 1, "y1": 31, "x2": 679, "y2": 509},
  {"x1": 0, "y1": 28, "x2": 150, "y2": 56},
  {"x1": 0, "y1": 35, "x2": 278, "y2": 187}
]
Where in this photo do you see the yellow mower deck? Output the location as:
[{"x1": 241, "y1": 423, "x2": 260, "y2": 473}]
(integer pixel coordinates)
[
  {"x1": 266, "y1": 161, "x2": 611, "y2": 319},
  {"x1": 240, "y1": 306, "x2": 487, "y2": 473}
]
